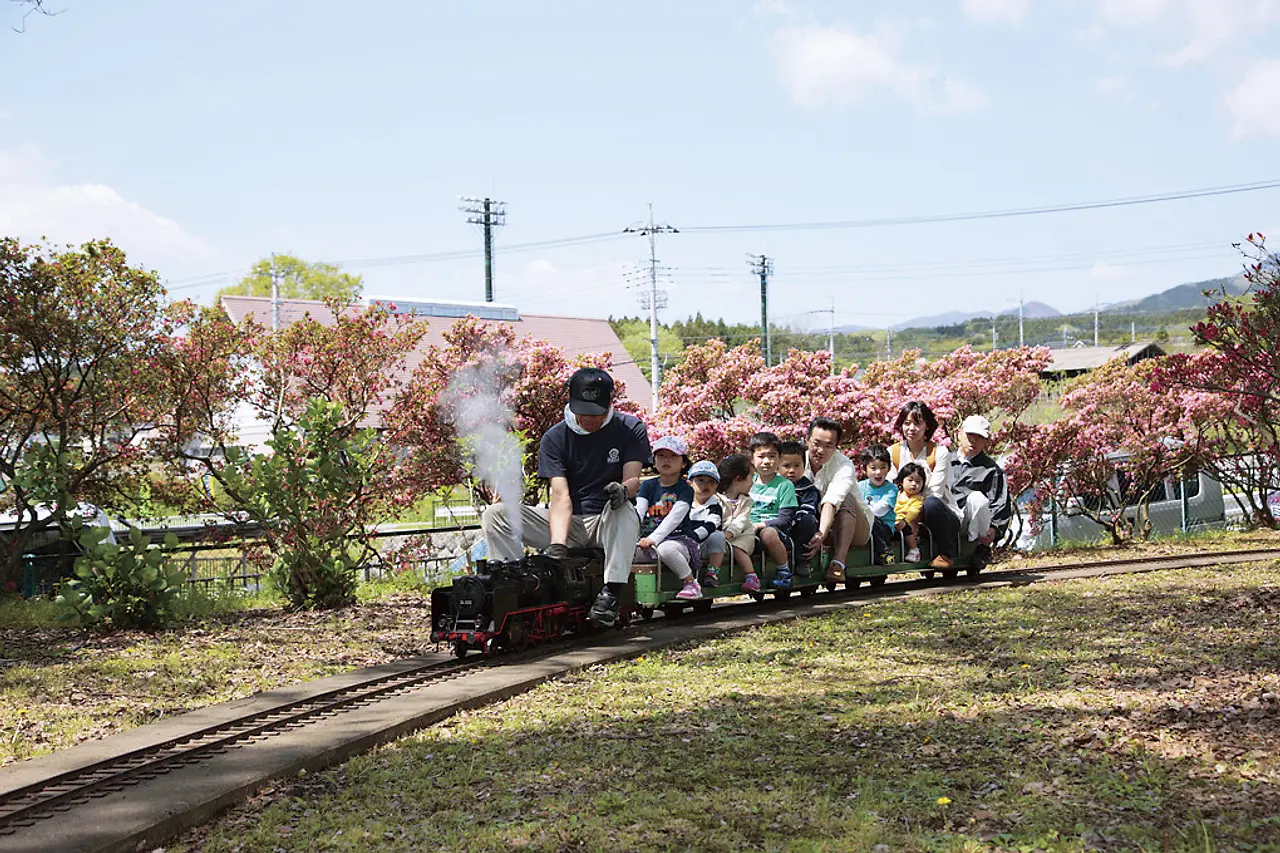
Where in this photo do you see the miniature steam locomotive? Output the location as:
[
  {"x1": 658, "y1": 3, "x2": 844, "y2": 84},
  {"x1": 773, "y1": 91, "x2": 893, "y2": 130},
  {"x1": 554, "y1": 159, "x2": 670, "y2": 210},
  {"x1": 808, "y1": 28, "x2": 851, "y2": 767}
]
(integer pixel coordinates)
[{"x1": 430, "y1": 548, "x2": 627, "y2": 657}]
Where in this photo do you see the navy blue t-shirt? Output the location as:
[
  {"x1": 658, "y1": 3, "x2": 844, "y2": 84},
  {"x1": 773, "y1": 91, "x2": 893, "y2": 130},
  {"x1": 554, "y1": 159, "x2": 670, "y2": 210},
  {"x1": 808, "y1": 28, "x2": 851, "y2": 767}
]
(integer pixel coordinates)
[{"x1": 538, "y1": 413, "x2": 652, "y2": 515}]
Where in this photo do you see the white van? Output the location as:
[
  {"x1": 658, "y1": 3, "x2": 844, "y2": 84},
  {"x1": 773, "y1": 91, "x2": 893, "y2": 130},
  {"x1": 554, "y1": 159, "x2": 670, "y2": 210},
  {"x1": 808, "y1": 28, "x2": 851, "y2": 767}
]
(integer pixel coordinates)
[{"x1": 1015, "y1": 464, "x2": 1225, "y2": 551}]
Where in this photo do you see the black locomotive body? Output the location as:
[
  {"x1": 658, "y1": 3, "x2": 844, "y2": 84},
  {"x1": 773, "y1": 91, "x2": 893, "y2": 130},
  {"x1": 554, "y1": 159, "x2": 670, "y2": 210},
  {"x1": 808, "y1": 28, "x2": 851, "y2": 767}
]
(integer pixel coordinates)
[{"x1": 431, "y1": 548, "x2": 623, "y2": 656}]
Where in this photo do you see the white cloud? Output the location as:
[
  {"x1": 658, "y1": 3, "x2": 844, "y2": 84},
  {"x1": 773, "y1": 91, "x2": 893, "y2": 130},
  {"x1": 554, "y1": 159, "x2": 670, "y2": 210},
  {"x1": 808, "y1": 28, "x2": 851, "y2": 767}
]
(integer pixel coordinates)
[
  {"x1": 1227, "y1": 59, "x2": 1280, "y2": 138},
  {"x1": 0, "y1": 146, "x2": 207, "y2": 266},
  {"x1": 771, "y1": 23, "x2": 986, "y2": 112},
  {"x1": 1095, "y1": 0, "x2": 1280, "y2": 65},
  {"x1": 1092, "y1": 75, "x2": 1136, "y2": 100},
  {"x1": 961, "y1": 0, "x2": 1030, "y2": 24}
]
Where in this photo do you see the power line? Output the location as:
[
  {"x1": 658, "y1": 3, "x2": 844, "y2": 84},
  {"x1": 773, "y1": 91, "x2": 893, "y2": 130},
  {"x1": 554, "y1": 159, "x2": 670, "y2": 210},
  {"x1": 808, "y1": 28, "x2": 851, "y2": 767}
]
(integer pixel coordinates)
[{"x1": 681, "y1": 179, "x2": 1280, "y2": 234}]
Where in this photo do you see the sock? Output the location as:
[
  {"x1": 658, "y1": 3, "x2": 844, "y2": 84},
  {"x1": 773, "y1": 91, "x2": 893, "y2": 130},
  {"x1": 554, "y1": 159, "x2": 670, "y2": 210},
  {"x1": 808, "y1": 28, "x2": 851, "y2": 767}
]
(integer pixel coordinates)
[
  {"x1": 777, "y1": 563, "x2": 790, "y2": 573},
  {"x1": 607, "y1": 581, "x2": 627, "y2": 595}
]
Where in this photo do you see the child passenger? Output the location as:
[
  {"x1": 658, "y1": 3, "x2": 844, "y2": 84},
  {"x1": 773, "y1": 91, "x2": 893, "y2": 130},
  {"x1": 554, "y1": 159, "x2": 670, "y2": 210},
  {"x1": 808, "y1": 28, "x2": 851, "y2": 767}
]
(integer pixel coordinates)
[
  {"x1": 748, "y1": 432, "x2": 799, "y2": 590},
  {"x1": 894, "y1": 462, "x2": 927, "y2": 563},
  {"x1": 685, "y1": 460, "x2": 727, "y2": 588},
  {"x1": 859, "y1": 445, "x2": 899, "y2": 565},
  {"x1": 635, "y1": 436, "x2": 702, "y2": 600},
  {"x1": 778, "y1": 441, "x2": 820, "y2": 574},
  {"x1": 717, "y1": 454, "x2": 759, "y2": 592}
]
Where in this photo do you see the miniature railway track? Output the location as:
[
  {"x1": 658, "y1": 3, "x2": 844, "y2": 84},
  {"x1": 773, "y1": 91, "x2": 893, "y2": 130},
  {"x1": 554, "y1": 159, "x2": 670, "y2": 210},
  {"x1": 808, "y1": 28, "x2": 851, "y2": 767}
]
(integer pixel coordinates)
[
  {"x1": 0, "y1": 655, "x2": 493, "y2": 835},
  {"x1": 2, "y1": 545, "x2": 1278, "y2": 850}
]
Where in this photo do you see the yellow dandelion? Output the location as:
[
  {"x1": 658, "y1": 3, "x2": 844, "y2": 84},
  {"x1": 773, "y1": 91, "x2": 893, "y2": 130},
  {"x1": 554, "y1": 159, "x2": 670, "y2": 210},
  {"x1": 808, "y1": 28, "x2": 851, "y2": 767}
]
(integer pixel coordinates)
[{"x1": 937, "y1": 796, "x2": 952, "y2": 806}]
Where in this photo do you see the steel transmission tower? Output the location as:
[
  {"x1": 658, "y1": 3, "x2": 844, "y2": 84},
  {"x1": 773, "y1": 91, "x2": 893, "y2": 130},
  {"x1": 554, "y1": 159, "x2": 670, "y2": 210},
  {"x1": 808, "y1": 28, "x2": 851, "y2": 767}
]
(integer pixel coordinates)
[
  {"x1": 747, "y1": 254, "x2": 773, "y2": 366},
  {"x1": 459, "y1": 197, "x2": 507, "y2": 302},
  {"x1": 624, "y1": 204, "x2": 677, "y2": 411}
]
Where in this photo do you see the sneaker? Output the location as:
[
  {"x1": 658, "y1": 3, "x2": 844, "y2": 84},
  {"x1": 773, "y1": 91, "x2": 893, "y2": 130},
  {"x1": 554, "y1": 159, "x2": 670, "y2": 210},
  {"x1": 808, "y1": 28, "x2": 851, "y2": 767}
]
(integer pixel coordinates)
[
  {"x1": 824, "y1": 561, "x2": 845, "y2": 583},
  {"x1": 876, "y1": 552, "x2": 896, "y2": 566},
  {"x1": 771, "y1": 566, "x2": 793, "y2": 589},
  {"x1": 905, "y1": 548, "x2": 921, "y2": 563},
  {"x1": 676, "y1": 578, "x2": 702, "y2": 600},
  {"x1": 702, "y1": 567, "x2": 719, "y2": 587},
  {"x1": 741, "y1": 573, "x2": 762, "y2": 593},
  {"x1": 929, "y1": 553, "x2": 955, "y2": 570},
  {"x1": 588, "y1": 588, "x2": 620, "y2": 626}
]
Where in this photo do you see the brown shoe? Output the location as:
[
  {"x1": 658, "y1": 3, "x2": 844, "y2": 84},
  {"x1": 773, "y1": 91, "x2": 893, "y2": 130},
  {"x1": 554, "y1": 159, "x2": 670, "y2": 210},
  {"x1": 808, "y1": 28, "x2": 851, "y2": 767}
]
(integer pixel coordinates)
[
  {"x1": 929, "y1": 554, "x2": 955, "y2": 569},
  {"x1": 824, "y1": 560, "x2": 846, "y2": 583}
]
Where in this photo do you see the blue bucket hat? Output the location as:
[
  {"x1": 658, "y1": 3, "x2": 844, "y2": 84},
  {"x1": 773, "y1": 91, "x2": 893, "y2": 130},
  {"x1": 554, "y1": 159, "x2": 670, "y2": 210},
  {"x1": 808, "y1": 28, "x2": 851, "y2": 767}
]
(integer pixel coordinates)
[{"x1": 687, "y1": 460, "x2": 720, "y2": 482}]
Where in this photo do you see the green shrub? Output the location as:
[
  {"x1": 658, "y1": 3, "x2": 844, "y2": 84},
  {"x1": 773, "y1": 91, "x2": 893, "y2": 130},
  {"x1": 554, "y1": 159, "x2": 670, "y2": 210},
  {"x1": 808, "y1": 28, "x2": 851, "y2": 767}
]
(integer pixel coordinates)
[{"x1": 54, "y1": 525, "x2": 185, "y2": 631}]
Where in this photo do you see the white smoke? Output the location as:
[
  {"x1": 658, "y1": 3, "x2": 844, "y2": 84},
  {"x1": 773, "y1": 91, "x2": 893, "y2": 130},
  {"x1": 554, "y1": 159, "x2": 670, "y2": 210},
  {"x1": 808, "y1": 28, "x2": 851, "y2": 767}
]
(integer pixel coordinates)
[{"x1": 440, "y1": 354, "x2": 526, "y2": 546}]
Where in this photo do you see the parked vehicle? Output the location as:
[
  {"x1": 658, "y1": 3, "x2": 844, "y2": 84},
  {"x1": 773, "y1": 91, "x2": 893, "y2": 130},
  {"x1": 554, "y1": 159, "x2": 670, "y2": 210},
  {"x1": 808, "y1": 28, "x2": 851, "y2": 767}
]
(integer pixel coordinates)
[{"x1": 1015, "y1": 464, "x2": 1225, "y2": 551}]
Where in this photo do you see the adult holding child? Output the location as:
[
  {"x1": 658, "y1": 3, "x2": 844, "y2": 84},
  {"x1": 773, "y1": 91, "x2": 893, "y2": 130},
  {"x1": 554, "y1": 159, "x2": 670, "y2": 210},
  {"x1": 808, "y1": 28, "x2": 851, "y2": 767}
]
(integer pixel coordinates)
[
  {"x1": 803, "y1": 417, "x2": 874, "y2": 583},
  {"x1": 886, "y1": 400, "x2": 960, "y2": 569},
  {"x1": 480, "y1": 367, "x2": 650, "y2": 627}
]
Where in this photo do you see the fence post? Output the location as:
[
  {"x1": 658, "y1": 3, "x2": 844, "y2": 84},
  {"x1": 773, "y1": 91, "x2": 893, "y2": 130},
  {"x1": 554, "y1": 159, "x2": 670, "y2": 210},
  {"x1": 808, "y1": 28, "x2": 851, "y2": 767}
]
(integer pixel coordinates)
[
  {"x1": 1180, "y1": 467, "x2": 1190, "y2": 533},
  {"x1": 1049, "y1": 491, "x2": 1058, "y2": 548}
]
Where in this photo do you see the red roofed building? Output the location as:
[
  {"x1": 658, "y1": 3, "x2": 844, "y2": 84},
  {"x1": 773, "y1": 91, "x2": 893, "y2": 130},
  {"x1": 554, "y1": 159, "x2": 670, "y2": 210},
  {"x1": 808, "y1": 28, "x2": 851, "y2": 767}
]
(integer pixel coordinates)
[{"x1": 219, "y1": 295, "x2": 651, "y2": 413}]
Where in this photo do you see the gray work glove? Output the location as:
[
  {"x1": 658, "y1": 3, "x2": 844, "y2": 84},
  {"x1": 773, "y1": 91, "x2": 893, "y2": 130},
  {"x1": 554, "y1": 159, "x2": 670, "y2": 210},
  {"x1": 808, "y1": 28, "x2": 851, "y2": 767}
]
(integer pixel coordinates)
[
  {"x1": 604, "y1": 481, "x2": 629, "y2": 510},
  {"x1": 542, "y1": 543, "x2": 570, "y2": 560}
]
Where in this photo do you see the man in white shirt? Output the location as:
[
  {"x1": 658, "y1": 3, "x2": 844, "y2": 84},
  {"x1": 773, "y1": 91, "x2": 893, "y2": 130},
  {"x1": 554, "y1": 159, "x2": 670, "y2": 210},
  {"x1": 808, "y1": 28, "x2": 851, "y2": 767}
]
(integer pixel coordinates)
[{"x1": 804, "y1": 417, "x2": 874, "y2": 583}]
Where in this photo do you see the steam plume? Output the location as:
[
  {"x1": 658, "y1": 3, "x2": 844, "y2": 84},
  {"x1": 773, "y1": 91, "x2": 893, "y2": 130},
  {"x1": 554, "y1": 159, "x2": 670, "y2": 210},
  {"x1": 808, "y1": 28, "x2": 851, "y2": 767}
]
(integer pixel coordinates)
[{"x1": 440, "y1": 355, "x2": 525, "y2": 545}]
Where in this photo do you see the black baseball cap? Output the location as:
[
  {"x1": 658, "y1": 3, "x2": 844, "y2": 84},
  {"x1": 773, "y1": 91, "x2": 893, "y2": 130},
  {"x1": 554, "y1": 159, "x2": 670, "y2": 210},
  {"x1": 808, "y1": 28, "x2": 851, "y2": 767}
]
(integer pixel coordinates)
[{"x1": 567, "y1": 367, "x2": 614, "y2": 416}]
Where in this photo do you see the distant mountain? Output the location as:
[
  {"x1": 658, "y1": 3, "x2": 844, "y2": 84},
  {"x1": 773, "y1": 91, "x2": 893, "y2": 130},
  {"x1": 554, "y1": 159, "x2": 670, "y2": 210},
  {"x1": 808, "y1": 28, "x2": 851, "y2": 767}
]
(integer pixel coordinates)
[
  {"x1": 892, "y1": 300, "x2": 1062, "y2": 331},
  {"x1": 1101, "y1": 276, "x2": 1247, "y2": 314}
]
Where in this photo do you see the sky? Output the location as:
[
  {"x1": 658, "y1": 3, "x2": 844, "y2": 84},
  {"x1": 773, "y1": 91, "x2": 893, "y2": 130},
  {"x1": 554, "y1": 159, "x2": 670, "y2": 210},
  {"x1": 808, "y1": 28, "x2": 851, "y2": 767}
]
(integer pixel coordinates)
[{"x1": 1, "y1": 0, "x2": 1278, "y2": 332}]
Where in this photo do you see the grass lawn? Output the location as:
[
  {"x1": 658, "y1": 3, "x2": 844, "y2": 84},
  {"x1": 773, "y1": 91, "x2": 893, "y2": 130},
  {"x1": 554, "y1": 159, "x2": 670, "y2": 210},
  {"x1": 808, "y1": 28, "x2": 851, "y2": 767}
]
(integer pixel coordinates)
[
  {"x1": 177, "y1": 557, "x2": 1280, "y2": 853},
  {"x1": 0, "y1": 589, "x2": 433, "y2": 765}
]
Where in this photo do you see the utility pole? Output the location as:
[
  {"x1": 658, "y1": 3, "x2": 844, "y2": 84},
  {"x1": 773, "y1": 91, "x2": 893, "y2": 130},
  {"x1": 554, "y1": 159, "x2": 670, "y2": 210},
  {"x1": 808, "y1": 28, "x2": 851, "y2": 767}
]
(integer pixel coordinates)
[
  {"x1": 828, "y1": 296, "x2": 835, "y2": 374},
  {"x1": 991, "y1": 314, "x2": 998, "y2": 351},
  {"x1": 1094, "y1": 296, "x2": 1100, "y2": 346},
  {"x1": 460, "y1": 196, "x2": 507, "y2": 302},
  {"x1": 624, "y1": 205, "x2": 677, "y2": 411},
  {"x1": 1131, "y1": 321, "x2": 1136, "y2": 343},
  {"x1": 886, "y1": 326, "x2": 893, "y2": 360},
  {"x1": 270, "y1": 257, "x2": 282, "y2": 331},
  {"x1": 1018, "y1": 291, "x2": 1025, "y2": 347},
  {"x1": 747, "y1": 254, "x2": 773, "y2": 366}
]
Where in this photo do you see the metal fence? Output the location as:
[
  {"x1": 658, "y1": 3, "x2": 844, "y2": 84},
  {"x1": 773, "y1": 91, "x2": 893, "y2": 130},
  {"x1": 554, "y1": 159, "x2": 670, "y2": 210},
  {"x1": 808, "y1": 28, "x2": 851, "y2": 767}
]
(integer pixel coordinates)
[{"x1": 13, "y1": 521, "x2": 484, "y2": 599}]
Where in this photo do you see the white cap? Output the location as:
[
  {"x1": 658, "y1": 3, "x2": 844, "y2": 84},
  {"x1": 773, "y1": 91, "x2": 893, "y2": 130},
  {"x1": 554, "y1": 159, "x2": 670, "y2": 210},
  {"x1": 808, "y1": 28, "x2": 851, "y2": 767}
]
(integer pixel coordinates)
[{"x1": 961, "y1": 414, "x2": 991, "y2": 439}]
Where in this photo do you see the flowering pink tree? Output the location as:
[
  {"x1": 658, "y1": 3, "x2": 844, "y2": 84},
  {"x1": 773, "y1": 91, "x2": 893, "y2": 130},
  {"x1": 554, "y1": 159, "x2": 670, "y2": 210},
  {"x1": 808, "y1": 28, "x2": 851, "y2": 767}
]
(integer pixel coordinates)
[
  {"x1": 1153, "y1": 234, "x2": 1280, "y2": 528},
  {"x1": 155, "y1": 301, "x2": 428, "y2": 608},
  {"x1": 653, "y1": 339, "x2": 1050, "y2": 466},
  {"x1": 0, "y1": 239, "x2": 188, "y2": 588},
  {"x1": 1009, "y1": 358, "x2": 1206, "y2": 545},
  {"x1": 386, "y1": 315, "x2": 637, "y2": 504}
]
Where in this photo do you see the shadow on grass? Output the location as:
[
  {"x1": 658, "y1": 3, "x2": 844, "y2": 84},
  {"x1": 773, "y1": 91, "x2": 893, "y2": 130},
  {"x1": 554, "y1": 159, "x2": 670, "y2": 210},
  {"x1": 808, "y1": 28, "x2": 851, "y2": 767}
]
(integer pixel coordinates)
[{"x1": 184, "y1": 568, "x2": 1280, "y2": 853}]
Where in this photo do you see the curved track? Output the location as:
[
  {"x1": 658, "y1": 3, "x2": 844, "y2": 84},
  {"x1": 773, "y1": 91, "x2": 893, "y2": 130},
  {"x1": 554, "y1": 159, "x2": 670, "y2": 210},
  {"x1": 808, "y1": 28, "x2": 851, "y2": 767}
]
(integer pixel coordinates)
[{"x1": 2, "y1": 546, "x2": 1278, "y2": 853}]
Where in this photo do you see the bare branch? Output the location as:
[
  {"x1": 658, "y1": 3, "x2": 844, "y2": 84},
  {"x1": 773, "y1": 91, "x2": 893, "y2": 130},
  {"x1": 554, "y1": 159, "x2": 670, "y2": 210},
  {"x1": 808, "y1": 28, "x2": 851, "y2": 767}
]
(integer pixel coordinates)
[{"x1": 11, "y1": 0, "x2": 62, "y2": 33}]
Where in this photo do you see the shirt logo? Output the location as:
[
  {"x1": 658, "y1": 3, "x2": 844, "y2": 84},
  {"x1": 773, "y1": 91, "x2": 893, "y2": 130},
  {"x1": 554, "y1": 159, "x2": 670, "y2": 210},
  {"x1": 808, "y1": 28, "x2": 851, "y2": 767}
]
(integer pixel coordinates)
[{"x1": 607, "y1": 448, "x2": 621, "y2": 463}]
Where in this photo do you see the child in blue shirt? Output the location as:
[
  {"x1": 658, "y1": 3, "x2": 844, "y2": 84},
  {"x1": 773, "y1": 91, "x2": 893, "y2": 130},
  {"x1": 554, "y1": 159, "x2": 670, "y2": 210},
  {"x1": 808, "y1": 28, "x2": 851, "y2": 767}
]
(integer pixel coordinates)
[{"x1": 859, "y1": 445, "x2": 898, "y2": 565}]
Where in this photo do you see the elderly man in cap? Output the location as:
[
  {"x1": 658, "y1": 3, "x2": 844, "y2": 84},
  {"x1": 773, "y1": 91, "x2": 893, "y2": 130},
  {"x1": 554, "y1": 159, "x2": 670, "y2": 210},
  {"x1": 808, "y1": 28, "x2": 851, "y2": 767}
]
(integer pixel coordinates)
[
  {"x1": 480, "y1": 367, "x2": 651, "y2": 627},
  {"x1": 928, "y1": 414, "x2": 1011, "y2": 568}
]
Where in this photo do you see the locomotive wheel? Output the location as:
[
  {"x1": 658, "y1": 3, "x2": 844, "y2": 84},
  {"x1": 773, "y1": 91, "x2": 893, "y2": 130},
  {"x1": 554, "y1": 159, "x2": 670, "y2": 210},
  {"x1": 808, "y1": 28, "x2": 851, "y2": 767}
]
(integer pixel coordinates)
[
  {"x1": 941, "y1": 568, "x2": 959, "y2": 581},
  {"x1": 965, "y1": 565, "x2": 982, "y2": 579},
  {"x1": 868, "y1": 575, "x2": 887, "y2": 587},
  {"x1": 920, "y1": 570, "x2": 936, "y2": 580},
  {"x1": 773, "y1": 588, "x2": 792, "y2": 600},
  {"x1": 661, "y1": 603, "x2": 686, "y2": 619},
  {"x1": 692, "y1": 599, "x2": 713, "y2": 614},
  {"x1": 823, "y1": 581, "x2": 837, "y2": 592},
  {"x1": 749, "y1": 592, "x2": 766, "y2": 603},
  {"x1": 798, "y1": 585, "x2": 818, "y2": 598},
  {"x1": 452, "y1": 642, "x2": 469, "y2": 659},
  {"x1": 638, "y1": 605, "x2": 656, "y2": 621},
  {"x1": 506, "y1": 617, "x2": 529, "y2": 651},
  {"x1": 846, "y1": 577, "x2": 862, "y2": 590}
]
